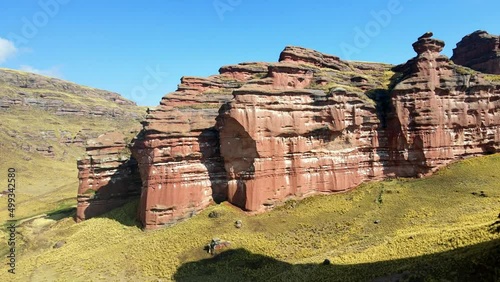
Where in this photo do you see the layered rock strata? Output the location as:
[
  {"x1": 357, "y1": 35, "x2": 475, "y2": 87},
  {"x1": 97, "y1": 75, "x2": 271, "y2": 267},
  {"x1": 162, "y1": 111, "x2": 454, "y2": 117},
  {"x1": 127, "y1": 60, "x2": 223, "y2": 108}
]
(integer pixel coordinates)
[
  {"x1": 76, "y1": 132, "x2": 141, "y2": 222},
  {"x1": 0, "y1": 68, "x2": 137, "y2": 109},
  {"x1": 130, "y1": 66, "x2": 268, "y2": 229},
  {"x1": 77, "y1": 32, "x2": 500, "y2": 229},
  {"x1": 216, "y1": 52, "x2": 392, "y2": 211},
  {"x1": 388, "y1": 35, "x2": 500, "y2": 176},
  {"x1": 217, "y1": 34, "x2": 500, "y2": 212},
  {"x1": 451, "y1": 30, "x2": 500, "y2": 74}
]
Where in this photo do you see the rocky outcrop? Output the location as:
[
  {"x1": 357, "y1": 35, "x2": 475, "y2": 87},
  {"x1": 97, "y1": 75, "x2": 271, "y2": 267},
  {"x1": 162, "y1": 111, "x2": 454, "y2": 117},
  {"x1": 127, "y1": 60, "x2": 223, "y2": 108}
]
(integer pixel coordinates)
[
  {"x1": 217, "y1": 33, "x2": 500, "y2": 212},
  {"x1": 279, "y1": 46, "x2": 351, "y2": 71},
  {"x1": 219, "y1": 62, "x2": 269, "y2": 81},
  {"x1": 77, "y1": 32, "x2": 500, "y2": 229},
  {"x1": 76, "y1": 132, "x2": 141, "y2": 222},
  {"x1": 128, "y1": 50, "x2": 396, "y2": 227},
  {"x1": 217, "y1": 88, "x2": 383, "y2": 211},
  {"x1": 451, "y1": 30, "x2": 500, "y2": 74},
  {"x1": 388, "y1": 34, "x2": 500, "y2": 176},
  {"x1": 216, "y1": 49, "x2": 391, "y2": 211},
  {"x1": 130, "y1": 64, "x2": 268, "y2": 229}
]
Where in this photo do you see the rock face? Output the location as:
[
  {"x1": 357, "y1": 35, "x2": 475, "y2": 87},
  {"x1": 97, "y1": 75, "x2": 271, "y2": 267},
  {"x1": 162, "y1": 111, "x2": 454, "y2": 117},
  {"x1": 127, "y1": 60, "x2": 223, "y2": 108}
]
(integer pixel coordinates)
[
  {"x1": 451, "y1": 30, "x2": 500, "y2": 74},
  {"x1": 76, "y1": 132, "x2": 141, "y2": 222},
  {"x1": 130, "y1": 66, "x2": 268, "y2": 229},
  {"x1": 389, "y1": 34, "x2": 500, "y2": 177},
  {"x1": 77, "y1": 32, "x2": 500, "y2": 229},
  {"x1": 279, "y1": 46, "x2": 352, "y2": 71},
  {"x1": 216, "y1": 53, "x2": 391, "y2": 211},
  {"x1": 217, "y1": 34, "x2": 499, "y2": 212}
]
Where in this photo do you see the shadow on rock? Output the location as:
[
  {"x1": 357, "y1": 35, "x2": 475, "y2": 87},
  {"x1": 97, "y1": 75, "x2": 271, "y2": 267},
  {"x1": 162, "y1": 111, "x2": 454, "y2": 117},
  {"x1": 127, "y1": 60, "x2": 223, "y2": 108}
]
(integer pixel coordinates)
[
  {"x1": 198, "y1": 128, "x2": 228, "y2": 204},
  {"x1": 77, "y1": 157, "x2": 142, "y2": 227}
]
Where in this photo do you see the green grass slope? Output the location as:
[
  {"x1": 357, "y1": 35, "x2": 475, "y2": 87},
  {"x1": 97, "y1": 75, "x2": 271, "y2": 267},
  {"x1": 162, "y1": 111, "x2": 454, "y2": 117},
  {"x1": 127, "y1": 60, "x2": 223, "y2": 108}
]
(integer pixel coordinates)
[{"x1": 1, "y1": 154, "x2": 498, "y2": 281}]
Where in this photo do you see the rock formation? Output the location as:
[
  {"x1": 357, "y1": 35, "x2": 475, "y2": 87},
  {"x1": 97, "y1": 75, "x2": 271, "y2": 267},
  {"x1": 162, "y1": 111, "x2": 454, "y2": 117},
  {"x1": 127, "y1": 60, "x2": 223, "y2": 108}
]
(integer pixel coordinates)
[
  {"x1": 216, "y1": 49, "x2": 392, "y2": 211},
  {"x1": 77, "y1": 32, "x2": 500, "y2": 229},
  {"x1": 76, "y1": 132, "x2": 141, "y2": 222},
  {"x1": 130, "y1": 66, "x2": 268, "y2": 229},
  {"x1": 389, "y1": 34, "x2": 500, "y2": 176},
  {"x1": 451, "y1": 30, "x2": 500, "y2": 74}
]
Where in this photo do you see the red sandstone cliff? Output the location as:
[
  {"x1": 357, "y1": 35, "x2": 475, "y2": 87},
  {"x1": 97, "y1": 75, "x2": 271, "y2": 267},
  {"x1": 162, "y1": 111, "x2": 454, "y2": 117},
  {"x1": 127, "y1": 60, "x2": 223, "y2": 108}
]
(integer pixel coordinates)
[
  {"x1": 217, "y1": 34, "x2": 499, "y2": 212},
  {"x1": 451, "y1": 30, "x2": 500, "y2": 74},
  {"x1": 76, "y1": 132, "x2": 141, "y2": 222},
  {"x1": 130, "y1": 66, "x2": 268, "y2": 229},
  {"x1": 388, "y1": 34, "x2": 500, "y2": 177},
  {"x1": 77, "y1": 32, "x2": 500, "y2": 229},
  {"x1": 216, "y1": 48, "x2": 392, "y2": 211}
]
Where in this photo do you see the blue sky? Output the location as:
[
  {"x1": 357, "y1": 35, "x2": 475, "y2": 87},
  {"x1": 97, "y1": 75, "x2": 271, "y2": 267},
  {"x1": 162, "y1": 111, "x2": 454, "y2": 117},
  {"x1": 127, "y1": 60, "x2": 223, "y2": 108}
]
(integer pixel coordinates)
[{"x1": 0, "y1": 0, "x2": 498, "y2": 106}]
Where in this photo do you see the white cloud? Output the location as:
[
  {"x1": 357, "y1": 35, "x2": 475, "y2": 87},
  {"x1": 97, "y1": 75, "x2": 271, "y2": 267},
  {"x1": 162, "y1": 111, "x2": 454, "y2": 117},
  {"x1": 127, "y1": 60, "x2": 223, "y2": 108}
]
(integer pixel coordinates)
[
  {"x1": 0, "y1": 37, "x2": 17, "y2": 64},
  {"x1": 19, "y1": 65, "x2": 63, "y2": 78}
]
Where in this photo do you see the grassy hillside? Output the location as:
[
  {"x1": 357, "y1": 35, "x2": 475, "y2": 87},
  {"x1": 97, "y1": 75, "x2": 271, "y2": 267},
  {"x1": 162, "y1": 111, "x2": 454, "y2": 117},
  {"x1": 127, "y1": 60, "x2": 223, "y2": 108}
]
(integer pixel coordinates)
[
  {"x1": 1, "y1": 154, "x2": 498, "y2": 281},
  {"x1": 0, "y1": 69, "x2": 145, "y2": 223}
]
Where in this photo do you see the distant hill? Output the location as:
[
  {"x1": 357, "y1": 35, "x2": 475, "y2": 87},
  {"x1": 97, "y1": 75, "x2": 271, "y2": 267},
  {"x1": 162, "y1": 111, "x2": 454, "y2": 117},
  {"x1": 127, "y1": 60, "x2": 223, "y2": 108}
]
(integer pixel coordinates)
[{"x1": 0, "y1": 68, "x2": 145, "y2": 222}]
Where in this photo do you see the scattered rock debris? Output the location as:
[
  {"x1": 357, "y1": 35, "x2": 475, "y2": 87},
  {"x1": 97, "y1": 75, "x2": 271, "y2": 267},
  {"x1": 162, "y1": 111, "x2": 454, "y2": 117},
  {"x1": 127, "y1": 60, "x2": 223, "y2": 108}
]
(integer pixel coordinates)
[
  {"x1": 53, "y1": 241, "x2": 66, "y2": 249},
  {"x1": 208, "y1": 210, "x2": 222, "y2": 218},
  {"x1": 206, "y1": 238, "x2": 231, "y2": 255},
  {"x1": 235, "y1": 220, "x2": 242, "y2": 229},
  {"x1": 471, "y1": 191, "x2": 488, "y2": 197}
]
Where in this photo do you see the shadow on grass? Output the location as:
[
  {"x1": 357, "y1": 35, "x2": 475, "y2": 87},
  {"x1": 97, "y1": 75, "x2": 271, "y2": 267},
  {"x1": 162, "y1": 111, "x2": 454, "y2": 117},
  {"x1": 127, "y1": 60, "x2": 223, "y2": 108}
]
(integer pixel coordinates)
[
  {"x1": 78, "y1": 157, "x2": 142, "y2": 226},
  {"x1": 46, "y1": 206, "x2": 76, "y2": 221},
  {"x1": 173, "y1": 238, "x2": 500, "y2": 282},
  {"x1": 94, "y1": 198, "x2": 142, "y2": 227}
]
